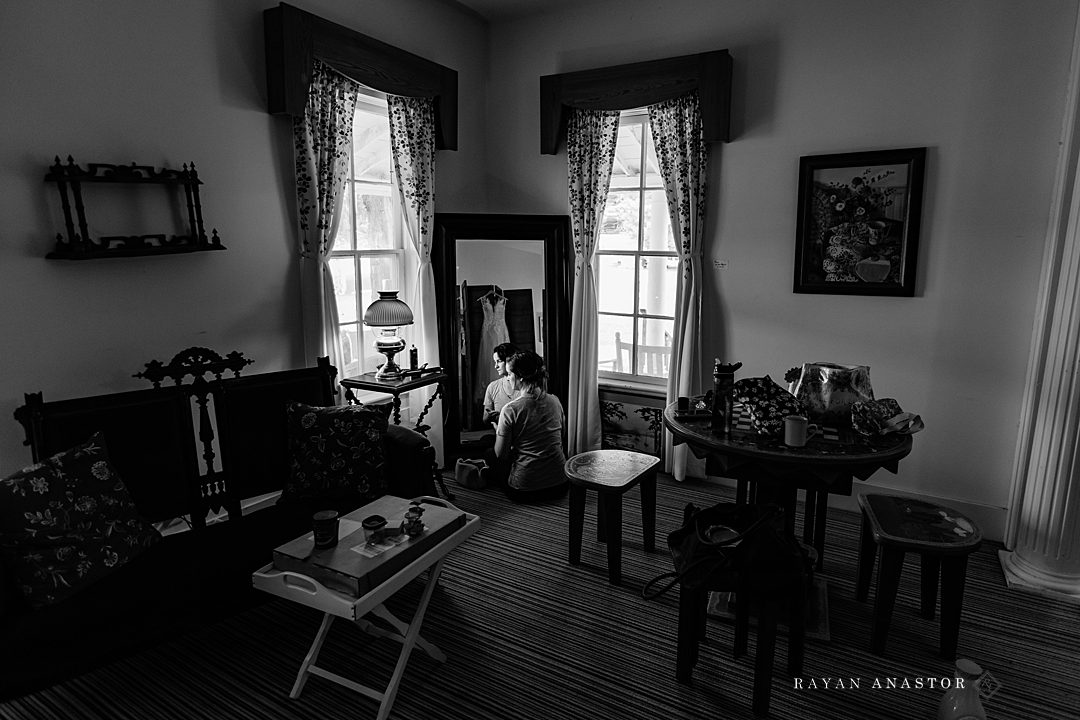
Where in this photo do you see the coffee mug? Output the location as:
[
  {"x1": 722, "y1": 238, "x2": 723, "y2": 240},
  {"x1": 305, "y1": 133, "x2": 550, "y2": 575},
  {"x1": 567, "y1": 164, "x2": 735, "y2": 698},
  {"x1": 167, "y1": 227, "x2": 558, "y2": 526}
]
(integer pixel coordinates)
[{"x1": 784, "y1": 415, "x2": 820, "y2": 447}]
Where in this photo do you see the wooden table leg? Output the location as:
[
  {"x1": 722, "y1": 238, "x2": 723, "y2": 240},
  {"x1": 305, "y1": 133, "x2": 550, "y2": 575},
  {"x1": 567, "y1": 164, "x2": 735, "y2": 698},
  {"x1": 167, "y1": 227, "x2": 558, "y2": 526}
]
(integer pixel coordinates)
[
  {"x1": 920, "y1": 554, "x2": 941, "y2": 619},
  {"x1": 855, "y1": 514, "x2": 876, "y2": 602},
  {"x1": 569, "y1": 485, "x2": 586, "y2": 565},
  {"x1": 802, "y1": 489, "x2": 817, "y2": 546},
  {"x1": 939, "y1": 555, "x2": 969, "y2": 660},
  {"x1": 676, "y1": 585, "x2": 708, "y2": 684},
  {"x1": 290, "y1": 613, "x2": 335, "y2": 699},
  {"x1": 812, "y1": 490, "x2": 828, "y2": 570},
  {"x1": 641, "y1": 473, "x2": 656, "y2": 553},
  {"x1": 600, "y1": 492, "x2": 624, "y2": 584},
  {"x1": 871, "y1": 548, "x2": 906, "y2": 654},
  {"x1": 752, "y1": 597, "x2": 779, "y2": 718}
]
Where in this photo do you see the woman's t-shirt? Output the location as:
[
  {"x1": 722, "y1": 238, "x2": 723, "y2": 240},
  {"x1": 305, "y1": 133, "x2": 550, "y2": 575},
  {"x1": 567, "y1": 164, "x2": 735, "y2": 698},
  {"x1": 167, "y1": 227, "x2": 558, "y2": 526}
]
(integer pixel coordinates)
[
  {"x1": 496, "y1": 392, "x2": 566, "y2": 491},
  {"x1": 483, "y1": 377, "x2": 516, "y2": 420}
]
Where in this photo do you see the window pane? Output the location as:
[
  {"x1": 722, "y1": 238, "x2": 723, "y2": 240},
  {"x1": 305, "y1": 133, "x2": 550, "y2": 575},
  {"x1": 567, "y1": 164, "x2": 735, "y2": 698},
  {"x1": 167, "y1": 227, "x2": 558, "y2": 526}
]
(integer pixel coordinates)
[
  {"x1": 637, "y1": 317, "x2": 673, "y2": 379},
  {"x1": 334, "y1": 182, "x2": 355, "y2": 251},
  {"x1": 356, "y1": 184, "x2": 395, "y2": 250},
  {"x1": 352, "y1": 108, "x2": 392, "y2": 183},
  {"x1": 598, "y1": 191, "x2": 639, "y2": 251},
  {"x1": 643, "y1": 126, "x2": 663, "y2": 188},
  {"x1": 359, "y1": 255, "x2": 403, "y2": 311},
  {"x1": 610, "y1": 122, "x2": 644, "y2": 189},
  {"x1": 329, "y1": 256, "x2": 359, "y2": 324},
  {"x1": 597, "y1": 254, "x2": 636, "y2": 314},
  {"x1": 340, "y1": 323, "x2": 362, "y2": 378},
  {"x1": 597, "y1": 314, "x2": 634, "y2": 374},
  {"x1": 360, "y1": 324, "x2": 387, "y2": 374},
  {"x1": 642, "y1": 189, "x2": 674, "y2": 252},
  {"x1": 637, "y1": 255, "x2": 677, "y2": 316}
]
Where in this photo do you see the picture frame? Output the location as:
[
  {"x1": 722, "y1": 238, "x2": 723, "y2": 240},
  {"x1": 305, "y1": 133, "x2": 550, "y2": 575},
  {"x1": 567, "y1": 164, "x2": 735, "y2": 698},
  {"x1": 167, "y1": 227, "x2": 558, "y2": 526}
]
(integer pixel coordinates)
[{"x1": 794, "y1": 147, "x2": 926, "y2": 296}]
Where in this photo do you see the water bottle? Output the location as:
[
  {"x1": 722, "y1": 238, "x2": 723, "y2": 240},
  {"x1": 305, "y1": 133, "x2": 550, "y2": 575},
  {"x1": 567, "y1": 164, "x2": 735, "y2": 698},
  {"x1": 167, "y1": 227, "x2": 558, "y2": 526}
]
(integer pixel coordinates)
[
  {"x1": 710, "y1": 360, "x2": 742, "y2": 434},
  {"x1": 937, "y1": 659, "x2": 986, "y2": 720}
]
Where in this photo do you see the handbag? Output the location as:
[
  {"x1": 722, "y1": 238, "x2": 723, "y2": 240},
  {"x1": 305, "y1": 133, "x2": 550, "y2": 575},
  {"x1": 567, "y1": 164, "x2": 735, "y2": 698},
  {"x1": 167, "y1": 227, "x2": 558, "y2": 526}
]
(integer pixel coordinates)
[
  {"x1": 794, "y1": 362, "x2": 874, "y2": 426},
  {"x1": 642, "y1": 503, "x2": 804, "y2": 600},
  {"x1": 454, "y1": 458, "x2": 488, "y2": 490}
]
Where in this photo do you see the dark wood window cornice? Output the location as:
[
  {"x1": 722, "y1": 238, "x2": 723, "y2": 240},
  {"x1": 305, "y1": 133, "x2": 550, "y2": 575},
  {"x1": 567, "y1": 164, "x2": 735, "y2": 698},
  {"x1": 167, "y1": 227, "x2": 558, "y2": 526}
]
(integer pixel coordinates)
[
  {"x1": 539, "y1": 50, "x2": 733, "y2": 155},
  {"x1": 263, "y1": 2, "x2": 458, "y2": 150}
]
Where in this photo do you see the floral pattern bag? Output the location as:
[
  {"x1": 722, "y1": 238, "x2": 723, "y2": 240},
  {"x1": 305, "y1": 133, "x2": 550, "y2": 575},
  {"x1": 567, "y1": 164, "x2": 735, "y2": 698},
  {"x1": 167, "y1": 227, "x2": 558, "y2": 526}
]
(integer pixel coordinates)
[{"x1": 732, "y1": 376, "x2": 806, "y2": 436}]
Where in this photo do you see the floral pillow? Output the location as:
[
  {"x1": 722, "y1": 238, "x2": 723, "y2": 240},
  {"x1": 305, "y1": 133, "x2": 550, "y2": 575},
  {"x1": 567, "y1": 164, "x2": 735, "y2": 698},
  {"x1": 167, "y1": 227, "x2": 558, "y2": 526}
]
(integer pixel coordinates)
[
  {"x1": 280, "y1": 403, "x2": 389, "y2": 506},
  {"x1": 733, "y1": 376, "x2": 806, "y2": 436},
  {"x1": 0, "y1": 433, "x2": 161, "y2": 608}
]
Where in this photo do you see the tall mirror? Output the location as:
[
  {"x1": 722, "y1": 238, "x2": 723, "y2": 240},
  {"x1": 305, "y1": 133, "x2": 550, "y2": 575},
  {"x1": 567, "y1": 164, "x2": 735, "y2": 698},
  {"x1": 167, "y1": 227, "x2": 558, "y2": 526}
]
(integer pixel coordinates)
[{"x1": 433, "y1": 213, "x2": 572, "y2": 463}]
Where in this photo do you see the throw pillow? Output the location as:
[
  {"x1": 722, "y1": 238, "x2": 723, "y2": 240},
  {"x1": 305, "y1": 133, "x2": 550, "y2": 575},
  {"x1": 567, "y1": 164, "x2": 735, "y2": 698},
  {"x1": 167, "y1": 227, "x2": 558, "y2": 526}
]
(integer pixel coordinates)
[
  {"x1": 280, "y1": 403, "x2": 389, "y2": 506},
  {"x1": 0, "y1": 433, "x2": 161, "y2": 608},
  {"x1": 733, "y1": 376, "x2": 806, "y2": 436}
]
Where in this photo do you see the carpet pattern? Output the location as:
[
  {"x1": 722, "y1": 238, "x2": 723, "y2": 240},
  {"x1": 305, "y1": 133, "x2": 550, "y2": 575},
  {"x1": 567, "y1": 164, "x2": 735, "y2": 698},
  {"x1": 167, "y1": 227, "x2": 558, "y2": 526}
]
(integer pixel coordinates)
[{"x1": 1, "y1": 475, "x2": 1078, "y2": 720}]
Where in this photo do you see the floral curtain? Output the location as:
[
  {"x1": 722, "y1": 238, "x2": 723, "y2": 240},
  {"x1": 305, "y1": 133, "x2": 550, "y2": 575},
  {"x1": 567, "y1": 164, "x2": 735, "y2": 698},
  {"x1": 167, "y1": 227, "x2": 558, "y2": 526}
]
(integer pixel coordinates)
[
  {"x1": 293, "y1": 59, "x2": 358, "y2": 373},
  {"x1": 648, "y1": 92, "x2": 708, "y2": 480},
  {"x1": 566, "y1": 108, "x2": 621, "y2": 455},
  {"x1": 387, "y1": 94, "x2": 443, "y2": 463}
]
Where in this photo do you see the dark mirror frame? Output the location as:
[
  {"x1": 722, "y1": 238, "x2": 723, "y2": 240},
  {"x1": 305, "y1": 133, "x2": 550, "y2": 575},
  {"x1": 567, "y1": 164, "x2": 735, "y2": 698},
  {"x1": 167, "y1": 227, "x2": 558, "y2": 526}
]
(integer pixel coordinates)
[{"x1": 433, "y1": 213, "x2": 572, "y2": 463}]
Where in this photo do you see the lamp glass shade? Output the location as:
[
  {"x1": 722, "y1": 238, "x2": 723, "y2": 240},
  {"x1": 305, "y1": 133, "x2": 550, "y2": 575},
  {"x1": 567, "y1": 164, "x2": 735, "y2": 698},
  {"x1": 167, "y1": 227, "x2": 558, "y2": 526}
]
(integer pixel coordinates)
[{"x1": 363, "y1": 290, "x2": 414, "y2": 327}]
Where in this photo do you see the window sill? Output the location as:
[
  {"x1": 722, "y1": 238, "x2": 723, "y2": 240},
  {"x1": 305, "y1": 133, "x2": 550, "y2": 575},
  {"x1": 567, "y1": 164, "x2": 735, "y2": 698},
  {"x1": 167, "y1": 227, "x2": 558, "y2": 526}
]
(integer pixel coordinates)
[{"x1": 598, "y1": 379, "x2": 667, "y2": 400}]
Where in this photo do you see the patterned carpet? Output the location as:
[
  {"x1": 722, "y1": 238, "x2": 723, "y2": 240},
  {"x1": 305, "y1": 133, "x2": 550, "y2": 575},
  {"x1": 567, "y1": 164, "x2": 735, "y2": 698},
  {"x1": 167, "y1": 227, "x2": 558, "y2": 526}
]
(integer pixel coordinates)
[{"x1": 2, "y1": 475, "x2": 1078, "y2": 720}]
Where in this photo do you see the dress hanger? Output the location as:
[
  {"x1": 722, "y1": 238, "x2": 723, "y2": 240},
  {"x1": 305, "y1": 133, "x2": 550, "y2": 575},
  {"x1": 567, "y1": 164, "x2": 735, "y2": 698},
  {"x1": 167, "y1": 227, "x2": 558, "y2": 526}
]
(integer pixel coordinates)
[{"x1": 479, "y1": 284, "x2": 505, "y2": 304}]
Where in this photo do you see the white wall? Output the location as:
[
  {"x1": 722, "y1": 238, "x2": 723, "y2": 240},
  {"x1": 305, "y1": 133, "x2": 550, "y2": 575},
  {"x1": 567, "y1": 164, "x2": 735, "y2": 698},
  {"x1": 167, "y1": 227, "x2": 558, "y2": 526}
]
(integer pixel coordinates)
[
  {"x1": 0, "y1": 0, "x2": 487, "y2": 475},
  {"x1": 477, "y1": 0, "x2": 1079, "y2": 538},
  {"x1": 4, "y1": 0, "x2": 1077, "y2": 541}
]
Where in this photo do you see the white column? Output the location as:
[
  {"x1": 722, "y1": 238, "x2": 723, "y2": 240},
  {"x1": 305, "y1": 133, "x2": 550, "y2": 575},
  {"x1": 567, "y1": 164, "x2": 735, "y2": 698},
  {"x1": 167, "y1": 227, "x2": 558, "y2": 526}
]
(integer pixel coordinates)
[{"x1": 1000, "y1": 10, "x2": 1080, "y2": 600}]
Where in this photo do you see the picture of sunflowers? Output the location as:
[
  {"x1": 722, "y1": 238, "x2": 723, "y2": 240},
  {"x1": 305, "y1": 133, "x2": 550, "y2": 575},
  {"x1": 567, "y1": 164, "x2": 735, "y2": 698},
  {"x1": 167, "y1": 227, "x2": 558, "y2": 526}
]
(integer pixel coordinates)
[{"x1": 794, "y1": 148, "x2": 926, "y2": 297}]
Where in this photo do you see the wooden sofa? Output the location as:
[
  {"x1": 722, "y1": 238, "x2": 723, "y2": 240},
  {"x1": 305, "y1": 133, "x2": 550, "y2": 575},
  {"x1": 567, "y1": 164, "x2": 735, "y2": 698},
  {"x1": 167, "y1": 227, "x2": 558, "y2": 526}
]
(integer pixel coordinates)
[{"x1": 0, "y1": 351, "x2": 436, "y2": 699}]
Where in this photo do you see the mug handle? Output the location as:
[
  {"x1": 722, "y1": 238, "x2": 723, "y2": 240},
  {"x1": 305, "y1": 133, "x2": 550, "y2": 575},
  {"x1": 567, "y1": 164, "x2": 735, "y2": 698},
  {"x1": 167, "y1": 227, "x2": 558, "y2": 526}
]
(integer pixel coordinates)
[{"x1": 807, "y1": 424, "x2": 821, "y2": 439}]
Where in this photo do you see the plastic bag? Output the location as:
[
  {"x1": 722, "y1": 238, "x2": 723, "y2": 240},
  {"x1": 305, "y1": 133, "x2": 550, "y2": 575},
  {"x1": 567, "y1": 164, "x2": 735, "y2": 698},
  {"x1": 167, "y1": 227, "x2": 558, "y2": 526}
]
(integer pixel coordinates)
[{"x1": 793, "y1": 362, "x2": 873, "y2": 426}]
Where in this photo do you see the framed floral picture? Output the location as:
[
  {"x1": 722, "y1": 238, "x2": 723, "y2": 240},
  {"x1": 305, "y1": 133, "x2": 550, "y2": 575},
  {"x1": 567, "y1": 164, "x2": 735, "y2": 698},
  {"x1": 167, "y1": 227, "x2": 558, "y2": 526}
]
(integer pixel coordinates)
[{"x1": 794, "y1": 147, "x2": 926, "y2": 296}]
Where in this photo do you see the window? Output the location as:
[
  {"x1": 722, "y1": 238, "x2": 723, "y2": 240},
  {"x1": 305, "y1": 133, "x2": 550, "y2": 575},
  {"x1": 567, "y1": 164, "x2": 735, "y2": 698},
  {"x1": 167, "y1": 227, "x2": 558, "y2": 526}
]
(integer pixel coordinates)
[
  {"x1": 329, "y1": 94, "x2": 409, "y2": 379},
  {"x1": 596, "y1": 111, "x2": 676, "y2": 385}
]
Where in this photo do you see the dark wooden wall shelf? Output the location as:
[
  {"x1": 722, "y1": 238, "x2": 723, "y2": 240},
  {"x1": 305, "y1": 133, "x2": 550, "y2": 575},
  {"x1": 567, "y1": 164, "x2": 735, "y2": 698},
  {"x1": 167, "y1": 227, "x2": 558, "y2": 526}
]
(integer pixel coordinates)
[{"x1": 45, "y1": 156, "x2": 224, "y2": 260}]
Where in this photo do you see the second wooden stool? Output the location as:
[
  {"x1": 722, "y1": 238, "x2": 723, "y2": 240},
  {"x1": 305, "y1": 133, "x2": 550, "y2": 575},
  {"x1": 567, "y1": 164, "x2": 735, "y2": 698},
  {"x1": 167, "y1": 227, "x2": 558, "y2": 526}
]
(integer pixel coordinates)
[
  {"x1": 856, "y1": 493, "x2": 983, "y2": 659},
  {"x1": 566, "y1": 449, "x2": 660, "y2": 585}
]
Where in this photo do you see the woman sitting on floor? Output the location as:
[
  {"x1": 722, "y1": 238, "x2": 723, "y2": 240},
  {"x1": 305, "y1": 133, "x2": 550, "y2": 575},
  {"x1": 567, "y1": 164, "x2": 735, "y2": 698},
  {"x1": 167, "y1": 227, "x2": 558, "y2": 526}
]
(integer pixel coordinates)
[{"x1": 492, "y1": 350, "x2": 568, "y2": 503}]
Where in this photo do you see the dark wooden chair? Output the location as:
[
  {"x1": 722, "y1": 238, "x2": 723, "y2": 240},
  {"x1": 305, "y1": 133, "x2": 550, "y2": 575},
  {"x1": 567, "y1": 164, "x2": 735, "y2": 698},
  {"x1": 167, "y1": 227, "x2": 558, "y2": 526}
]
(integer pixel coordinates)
[
  {"x1": 566, "y1": 449, "x2": 659, "y2": 585},
  {"x1": 673, "y1": 504, "x2": 809, "y2": 718},
  {"x1": 856, "y1": 493, "x2": 983, "y2": 660}
]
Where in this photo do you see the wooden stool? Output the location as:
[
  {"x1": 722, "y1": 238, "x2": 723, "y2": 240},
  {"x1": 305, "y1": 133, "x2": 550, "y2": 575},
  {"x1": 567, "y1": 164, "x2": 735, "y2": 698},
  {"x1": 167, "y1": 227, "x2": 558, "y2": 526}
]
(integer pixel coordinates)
[
  {"x1": 856, "y1": 493, "x2": 982, "y2": 660},
  {"x1": 566, "y1": 449, "x2": 660, "y2": 585}
]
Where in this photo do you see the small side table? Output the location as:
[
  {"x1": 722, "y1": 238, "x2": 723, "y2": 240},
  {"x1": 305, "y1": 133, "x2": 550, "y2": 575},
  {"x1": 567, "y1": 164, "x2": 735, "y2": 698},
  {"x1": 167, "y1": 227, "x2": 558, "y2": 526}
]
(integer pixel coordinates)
[
  {"x1": 341, "y1": 370, "x2": 447, "y2": 434},
  {"x1": 856, "y1": 493, "x2": 983, "y2": 660},
  {"x1": 341, "y1": 370, "x2": 451, "y2": 500},
  {"x1": 253, "y1": 496, "x2": 480, "y2": 720}
]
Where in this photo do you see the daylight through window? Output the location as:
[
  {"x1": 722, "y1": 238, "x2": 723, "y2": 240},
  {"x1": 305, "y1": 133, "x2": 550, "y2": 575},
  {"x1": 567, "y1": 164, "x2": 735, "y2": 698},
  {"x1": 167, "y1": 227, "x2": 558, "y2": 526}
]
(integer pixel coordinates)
[
  {"x1": 329, "y1": 94, "x2": 407, "y2": 379},
  {"x1": 596, "y1": 111, "x2": 676, "y2": 385}
]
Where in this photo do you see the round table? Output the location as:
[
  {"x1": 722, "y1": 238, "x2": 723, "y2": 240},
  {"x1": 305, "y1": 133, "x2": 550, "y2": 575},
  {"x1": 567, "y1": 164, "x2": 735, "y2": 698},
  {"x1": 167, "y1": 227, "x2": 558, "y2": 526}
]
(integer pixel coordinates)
[{"x1": 663, "y1": 401, "x2": 913, "y2": 569}]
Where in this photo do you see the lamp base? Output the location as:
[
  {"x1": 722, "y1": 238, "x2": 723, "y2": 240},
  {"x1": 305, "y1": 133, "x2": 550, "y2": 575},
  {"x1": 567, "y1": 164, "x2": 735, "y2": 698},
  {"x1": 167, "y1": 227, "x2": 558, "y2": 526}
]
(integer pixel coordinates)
[
  {"x1": 374, "y1": 354, "x2": 405, "y2": 381},
  {"x1": 372, "y1": 329, "x2": 406, "y2": 382}
]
